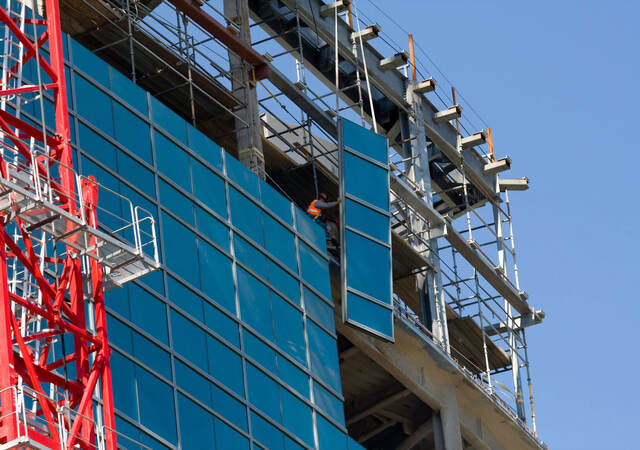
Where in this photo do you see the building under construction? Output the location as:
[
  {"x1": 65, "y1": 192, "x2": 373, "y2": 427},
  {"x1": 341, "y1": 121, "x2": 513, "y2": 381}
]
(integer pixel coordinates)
[{"x1": 0, "y1": 0, "x2": 546, "y2": 448}]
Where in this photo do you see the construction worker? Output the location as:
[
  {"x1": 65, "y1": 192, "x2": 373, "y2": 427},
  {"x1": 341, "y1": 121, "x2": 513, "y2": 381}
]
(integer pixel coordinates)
[{"x1": 307, "y1": 193, "x2": 341, "y2": 252}]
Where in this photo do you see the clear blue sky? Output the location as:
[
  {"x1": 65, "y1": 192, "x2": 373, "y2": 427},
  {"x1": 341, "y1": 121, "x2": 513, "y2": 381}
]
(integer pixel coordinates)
[{"x1": 356, "y1": 0, "x2": 639, "y2": 448}]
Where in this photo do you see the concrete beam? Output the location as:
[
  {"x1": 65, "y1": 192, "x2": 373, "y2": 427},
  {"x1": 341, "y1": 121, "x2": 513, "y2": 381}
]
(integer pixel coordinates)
[
  {"x1": 461, "y1": 131, "x2": 487, "y2": 149},
  {"x1": 395, "y1": 418, "x2": 434, "y2": 450},
  {"x1": 433, "y1": 105, "x2": 463, "y2": 124},
  {"x1": 351, "y1": 24, "x2": 381, "y2": 43},
  {"x1": 414, "y1": 78, "x2": 437, "y2": 94},
  {"x1": 380, "y1": 52, "x2": 409, "y2": 71},
  {"x1": 347, "y1": 389, "x2": 411, "y2": 426},
  {"x1": 483, "y1": 157, "x2": 511, "y2": 175},
  {"x1": 319, "y1": 0, "x2": 351, "y2": 18},
  {"x1": 499, "y1": 178, "x2": 529, "y2": 191}
]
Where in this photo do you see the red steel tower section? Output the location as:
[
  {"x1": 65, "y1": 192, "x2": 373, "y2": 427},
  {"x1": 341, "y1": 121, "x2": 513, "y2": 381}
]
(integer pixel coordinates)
[{"x1": 0, "y1": 0, "x2": 159, "y2": 448}]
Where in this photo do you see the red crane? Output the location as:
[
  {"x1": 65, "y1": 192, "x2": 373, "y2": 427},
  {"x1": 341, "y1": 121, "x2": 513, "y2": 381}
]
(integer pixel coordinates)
[{"x1": 0, "y1": 0, "x2": 159, "y2": 448}]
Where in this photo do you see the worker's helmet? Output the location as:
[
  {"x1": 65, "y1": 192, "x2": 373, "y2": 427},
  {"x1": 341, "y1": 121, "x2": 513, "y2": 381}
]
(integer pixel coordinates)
[{"x1": 319, "y1": 192, "x2": 328, "y2": 201}]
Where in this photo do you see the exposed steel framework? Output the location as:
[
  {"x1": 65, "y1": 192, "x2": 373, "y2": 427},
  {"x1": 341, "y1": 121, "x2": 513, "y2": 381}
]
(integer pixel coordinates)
[{"x1": 0, "y1": 0, "x2": 159, "y2": 448}]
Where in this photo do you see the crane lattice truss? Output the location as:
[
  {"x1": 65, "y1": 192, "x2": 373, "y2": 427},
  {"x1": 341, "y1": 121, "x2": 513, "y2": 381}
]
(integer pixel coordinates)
[{"x1": 0, "y1": 0, "x2": 158, "y2": 448}]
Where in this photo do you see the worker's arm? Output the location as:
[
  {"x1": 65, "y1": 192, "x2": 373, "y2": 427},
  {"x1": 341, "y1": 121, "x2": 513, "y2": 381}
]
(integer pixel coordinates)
[{"x1": 315, "y1": 198, "x2": 340, "y2": 209}]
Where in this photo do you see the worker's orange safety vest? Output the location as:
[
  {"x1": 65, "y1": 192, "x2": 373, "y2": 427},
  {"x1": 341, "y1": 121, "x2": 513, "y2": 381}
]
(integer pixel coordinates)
[{"x1": 307, "y1": 199, "x2": 321, "y2": 219}]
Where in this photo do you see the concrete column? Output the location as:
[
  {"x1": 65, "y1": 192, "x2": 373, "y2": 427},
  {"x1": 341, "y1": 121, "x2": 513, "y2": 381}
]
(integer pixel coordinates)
[
  {"x1": 224, "y1": 0, "x2": 265, "y2": 179},
  {"x1": 433, "y1": 412, "x2": 445, "y2": 450},
  {"x1": 440, "y1": 389, "x2": 463, "y2": 450}
]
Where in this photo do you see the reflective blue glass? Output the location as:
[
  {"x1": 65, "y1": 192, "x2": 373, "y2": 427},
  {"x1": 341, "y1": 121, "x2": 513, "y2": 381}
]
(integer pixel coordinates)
[
  {"x1": 345, "y1": 230, "x2": 391, "y2": 302},
  {"x1": 243, "y1": 330, "x2": 276, "y2": 373},
  {"x1": 307, "y1": 322, "x2": 341, "y2": 393},
  {"x1": 229, "y1": 187, "x2": 263, "y2": 245},
  {"x1": 111, "y1": 351, "x2": 138, "y2": 420},
  {"x1": 203, "y1": 301, "x2": 239, "y2": 348},
  {"x1": 129, "y1": 283, "x2": 168, "y2": 344},
  {"x1": 71, "y1": 39, "x2": 109, "y2": 87},
  {"x1": 171, "y1": 310, "x2": 208, "y2": 371},
  {"x1": 78, "y1": 122, "x2": 116, "y2": 168},
  {"x1": 137, "y1": 367, "x2": 177, "y2": 443},
  {"x1": 162, "y1": 212, "x2": 199, "y2": 287},
  {"x1": 303, "y1": 286, "x2": 334, "y2": 333},
  {"x1": 167, "y1": 275, "x2": 203, "y2": 321},
  {"x1": 266, "y1": 260, "x2": 299, "y2": 305},
  {"x1": 151, "y1": 96, "x2": 187, "y2": 143},
  {"x1": 348, "y1": 437, "x2": 366, "y2": 450},
  {"x1": 225, "y1": 154, "x2": 259, "y2": 199},
  {"x1": 271, "y1": 293, "x2": 306, "y2": 365},
  {"x1": 299, "y1": 243, "x2": 331, "y2": 300},
  {"x1": 342, "y1": 118, "x2": 387, "y2": 164},
  {"x1": 107, "y1": 314, "x2": 133, "y2": 354},
  {"x1": 118, "y1": 150, "x2": 155, "y2": 196},
  {"x1": 75, "y1": 75, "x2": 113, "y2": 136},
  {"x1": 260, "y1": 180, "x2": 292, "y2": 225},
  {"x1": 214, "y1": 419, "x2": 249, "y2": 450},
  {"x1": 344, "y1": 152, "x2": 389, "y2": 210},
  {"x1": 198, "y1": 239, "x2": 236, "y2": 314},
  {"x1": 187, "y1": 125, "x2": 223, "y2": 170},
  {"x1": 110, "y1": 68, "x2": 148, "y2": 115},
  {"x1": 316, "y1": 414, "x2": 347, "y2": 450},
  {"x1": 237, "y1": 268, "x2": 272, "y2": 339},
  {"x1": 313, "y1": 383, "x2": 344, "y2": 425},
  {"x1": 178, "y1": 393, "x2": 214, "y2": 450},
  {"x1": 247, "y1": 363, "x2": 281, "y2": 422},
  {"x1": 345, "y1": 198, "x2": 389, "y2": 243},
  {"x1": 251, "y1": 412, "x2": 284, "y2": 450},
  {"x1": 234, "y1": 235, "x2": 267, "y2": 280},
  {"x1": 211, "y1": 384, "x2": 247, "y2": 430},
  {"x1": 155, "y1": 131, "x2": 191, "y2": 191},
  {"x1": 207, "y1": 334, "x2": 244, "y2": 395},
  {"x1": 113, "y1": 102, "x2": 152, "y2": 164},
  {"x1": 294, "y1": 208, "x2": 325, "y2": 251},
  {"x1": 345, "y1": 291, "x2": 393, "y2": 338},
  {"x1": 175, "y1": 360, "x2": 212, "y2": 408},
  {"x1": 192, "y1": 159, "x2": 227, "y2": 218},
  {"x1": 196, "y1": 207, "x2": 230, "y2": 252},
  {"x1": 132, "y1": 331, "x2": 172, "y2": 379},
  {"x1": 277, "y1": 355, "x2": 308, "y2": 399},
  {"x1": 281, "y1": 389, "x2": 313, "y2": 446},
  {"x1": 263, "y1": 214, "x2": 297, "y2": 272},
  {"x1": 159, "y1": 181, "x2": 194, "y2": 226}
]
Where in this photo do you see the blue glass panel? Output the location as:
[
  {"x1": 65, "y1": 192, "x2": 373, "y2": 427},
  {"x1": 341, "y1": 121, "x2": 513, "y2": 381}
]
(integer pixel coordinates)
[
  {"x1": 263, "y1": 215, "x2": 297, "y2": 272},
  {"x1": 345, "y1": 291, "x2": 393, "y2": 338},
  {"x1": 344, "y1": 152, "x2": 389, "y2": 210},
  {"x1": 277, "y1": 355, "x2": 309, "y2": 399},
  {"x1": 251, "y1": 412, "x2": 284, "y2": 450},
  {"x1": 170, "y1": 310, "x2": 208, "y2": 371},
  {"x1": 162, "y1": 212, "x2": 199, "y2": 287},
  {"x1": 159, "y1": 181, "x2": 194, "y2": 226},
  {"x1": 110, "y1": 68, "x2": 148, "y2": 115},
  {"x1": 345, "y1": 230, "x2": 391, "y2": 302},
  {"x1": 132, "y1": 331, "x2": 172, "y2": 379},
  {"x1": 246, "y1": 364, "x2": 280, "y2": 423},
  {"x1": 211, "y1": 384, "x2": 247, "y2": 430},
  {"x1": 316, "y1": 415, "x2": 347, "y2": 450},
  {"x1": 192, "y1": 159, "x2": 227, "y2": 218},
  {"x1": 196, "y1": 207, "x2": 230, "y2": 252},
  {"x1": 234, "y1": 235, "x2": 267, "y2": 280},
  {"x1": 313, "y1": 383, "x2": 344, "y2": 425},
  {"x1": 348, "y1": 437, "x2": 366, "y2": 450},
  {"x1": 198, "y1": 239, "x2": 236, "y2": 314},
  {"x1": 167, "y1": 275, "x2": 203, "y2": 321},
  {"x1": 178, "y1": 393, "x2": 215, "y2": 450},
  {"x1": 304, "y1": 286, "x2": 335, "y2": 333},
  {"x1": 243, "y1": 330, "x2": 276, "y2": 373},
  {"x1": 207, "y1": 334, "x2": 244, "y2": 395},
  {"x1": 237, "y1": 268, "x2": 272, "y2": 340},
  {"x1": 129, "y1": 284, "x2": 168, "y2": 344},
  {"x1": 155, "y1": 131, "x2": 191, "y2": 191},
  {"x1": 188, "y1": 125, "x2": 222, "y2": 170},
  {"x1": 345, "y1": 198, "x2": 389, "y2": 243},
  {"x1": 118, "y1": 150, "x2": 155, "y2": 195},
  {"x1": 281, "y1": 389, "x2": 314, "y2": 446},
  {"x1": 299, "y1": 243, "x2": 331, "y2": 300},
  {"x1": 106, "y1": 314, "x2": 133, "y2": 354},
  {"x1": 137, "y1": 367, "x2": 177, "y2": 443},
  {"x1": 307, "y1": 322, "x2": 341, "y2": 392},
  {"x1": 203, "y1": 301, "x2": 239, "y2": 348},
  {"x1": 75, "y1": 75, "x2": 113, "y2": 136},
  {"x1": 266, "y1": 260, "x2": 300, "y2": 305},
  {"x1": 285, "y1": 436, "x2": 306, "y2": 450},
  {"x1": 78, "y1": 123, "x2": 116, "y2": 168},
  {"x1": 229, "y1": 187, "x2": 263, "y2": 246},
  {"x1": 175, "y1": 360, "x2": 212, "y2": 408},
  {"x1": 113, "y1": 102, "x2": 152, "y2": 164},
  {"x1": 294, "y1": 208, "x2": 325, "y2": 251},
  {"x1": 260, "y1": 180, "x2": 292, "y2": 225},
  {"x1": 271, "y1": 293, "x2": 306, "y2": 365},
  {"x1": 71, "y1": 40, "x2": 109, "y2": 87},
  {"x1": 106, "y1": 285, "x2": 129, "y2": 319},
  {"x1": 225, "y1": 154, "x2": 259, "y2": 199},
  {"x1": 150, "y1": 96, "x2": 187, "y2": 143},
  {"x1": 342, "y1": 118, "x2": 387, "y2": 164},
  {"x1": 139, "y1": 269, "x2": 165, "y2": 297},
  {"x1": 214, "y1": 419, "x2": 249, "y2": 450},
  {"x1": 111, "y1": 351, "x2": 138, "y2": 420}
]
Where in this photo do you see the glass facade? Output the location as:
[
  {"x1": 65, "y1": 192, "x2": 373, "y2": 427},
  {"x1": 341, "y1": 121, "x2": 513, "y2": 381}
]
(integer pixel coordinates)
[{"x1": 34, "y1": 35, "x2": 367, "y2": 450}]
